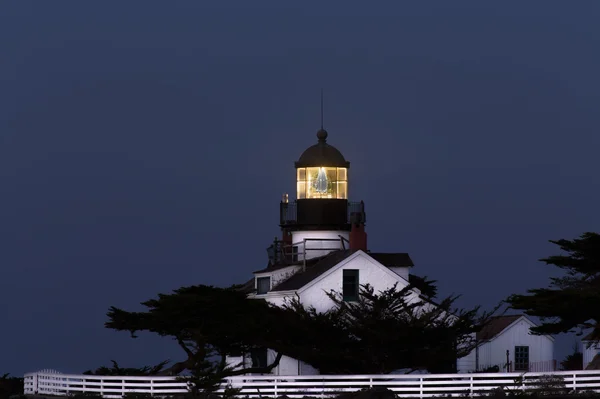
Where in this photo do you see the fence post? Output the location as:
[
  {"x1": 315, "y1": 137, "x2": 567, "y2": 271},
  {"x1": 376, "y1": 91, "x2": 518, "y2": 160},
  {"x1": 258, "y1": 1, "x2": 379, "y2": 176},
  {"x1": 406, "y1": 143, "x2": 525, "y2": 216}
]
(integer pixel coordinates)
[
  {"x1": 369, "y1": 377, "x2": 373, "y2": 388},
  {"x1": 320, "y1": 376, "x2": 325, "y2": 399},
  {"x1": 419, "y1": 377, "x2": 423, "y2": 398},
  {"x1": 150, "y1": 378, "x2": 154, "y2": 397},
  {"x1": 573, "y1": 373, "x2": 577, "y2": 392},
  {"x1": 469, "y1": 375, "x2": 473, "y2": 396},
  {"x1": 274, "y1": 377, "x2": 278, "y2": 398}
]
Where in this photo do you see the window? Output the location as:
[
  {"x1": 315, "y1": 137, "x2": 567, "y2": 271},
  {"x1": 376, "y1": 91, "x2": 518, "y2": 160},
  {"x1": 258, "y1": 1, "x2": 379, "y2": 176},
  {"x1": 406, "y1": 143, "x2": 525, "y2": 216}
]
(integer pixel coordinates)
[
  {"x1": 296, "y1": 167, "x2": 348, "y2": 199},
  {"x1": 514, "y1": 346, "x2": 529, "y2": 371},
  {"x1": 256, "y1": 277, "x2": 270, "y2": 295},
  {"x1": 250, "y1": 347, "x2": 268, "y2": 369},
  {"x1": 343, "y1": 269, "x2": 359, "y2": 302}
]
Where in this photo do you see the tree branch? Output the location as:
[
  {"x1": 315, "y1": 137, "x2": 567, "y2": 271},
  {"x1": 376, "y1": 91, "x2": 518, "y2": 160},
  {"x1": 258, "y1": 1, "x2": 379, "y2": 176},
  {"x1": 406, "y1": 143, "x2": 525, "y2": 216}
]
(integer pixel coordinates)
[{"x1": 176, "y1": 337, "x2": 195, "y2": 358}]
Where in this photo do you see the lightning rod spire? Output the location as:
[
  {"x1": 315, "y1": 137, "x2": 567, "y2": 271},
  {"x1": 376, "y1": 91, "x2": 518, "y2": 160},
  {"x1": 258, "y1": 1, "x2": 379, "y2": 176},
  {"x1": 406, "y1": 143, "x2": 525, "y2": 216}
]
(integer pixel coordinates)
[{"x1": 320, "y1": 88, "x2": 324, "y2": 130}]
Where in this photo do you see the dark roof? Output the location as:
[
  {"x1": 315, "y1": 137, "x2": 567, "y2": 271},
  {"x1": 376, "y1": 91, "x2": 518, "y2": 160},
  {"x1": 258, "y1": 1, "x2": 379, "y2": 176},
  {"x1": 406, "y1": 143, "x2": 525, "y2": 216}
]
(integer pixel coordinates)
[
  {"x1": 253, "y1": 263, "x2": 290, "y2": 274},
  {"x1": 253, "y1": 261, "x2": 283, "y2": 274},
  {"x1": 477, "y1": 315, "x2": 522, "y2": 341},
  {"x1": 582, "y1": 331, "x2": 599, "y2": 341},
  {"x1": 253, "y1": 255, "x2": 326, "y2": 274},
  {"x1": 295, "y1": 129, "x2": 349, "y2": 168},
  {"x1": 369, "y1": 252, "x2": 414, "y2": 267},
  {"x1": 271, "y1": 250, "x2": 355, "y2": 292}
]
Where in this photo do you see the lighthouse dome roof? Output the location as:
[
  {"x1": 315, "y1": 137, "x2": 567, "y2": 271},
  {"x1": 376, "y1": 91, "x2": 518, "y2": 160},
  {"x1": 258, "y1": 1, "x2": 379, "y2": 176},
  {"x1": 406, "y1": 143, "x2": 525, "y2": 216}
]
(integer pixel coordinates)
[{"x1": 295, "y1": 129, "x2": 350, "y2": 168}]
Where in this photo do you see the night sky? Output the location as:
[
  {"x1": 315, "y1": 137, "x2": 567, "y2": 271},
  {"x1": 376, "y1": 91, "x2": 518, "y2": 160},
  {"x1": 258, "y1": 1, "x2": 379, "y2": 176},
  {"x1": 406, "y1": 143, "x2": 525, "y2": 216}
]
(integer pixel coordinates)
[{"x1": 2, "y1": 1, "x2": 599, "y2": 376}]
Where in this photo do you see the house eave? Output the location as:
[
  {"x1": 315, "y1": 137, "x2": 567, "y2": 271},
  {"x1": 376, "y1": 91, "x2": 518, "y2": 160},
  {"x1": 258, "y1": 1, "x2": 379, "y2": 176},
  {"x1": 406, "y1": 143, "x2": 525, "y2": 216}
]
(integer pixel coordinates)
[{"x1": 248, "y1": 290, "x2": 297, "y2": 300}]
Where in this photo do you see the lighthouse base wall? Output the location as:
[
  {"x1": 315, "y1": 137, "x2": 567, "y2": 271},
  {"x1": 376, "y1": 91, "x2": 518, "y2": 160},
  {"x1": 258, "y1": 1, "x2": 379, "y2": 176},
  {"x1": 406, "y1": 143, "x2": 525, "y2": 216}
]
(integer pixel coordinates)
[{"x1": 290, "y1": 230, "x2": 350, "y2": 260}]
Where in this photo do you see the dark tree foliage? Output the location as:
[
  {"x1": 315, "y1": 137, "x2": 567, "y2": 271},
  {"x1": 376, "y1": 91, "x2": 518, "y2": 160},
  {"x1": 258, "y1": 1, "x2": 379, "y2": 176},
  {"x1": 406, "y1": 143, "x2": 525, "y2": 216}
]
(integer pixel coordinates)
[
  {"x1": 83, "y1": 360, "x2": 169, "y2": 376},
  {"x1": 106, "y1": 280, "x2": 496, "y2": 391},
  {"x1": 106, "y1": 285, "x2": 287, "y2": 392},
  {"x1": 0, "y1": 373, "x2": 23, "y2": 399},
  {"x1": 559, "y1": 344, "x2": 583, "y2": 371},
  {"x1": 279, "y1": 282, "x2": 495, "y2": 374},
  {"x1": 408, "y1": 275, "x2": 438, "y2": 299},
  {"x1": 506, "y1": 232, "x2": 600, "y2": 341}
]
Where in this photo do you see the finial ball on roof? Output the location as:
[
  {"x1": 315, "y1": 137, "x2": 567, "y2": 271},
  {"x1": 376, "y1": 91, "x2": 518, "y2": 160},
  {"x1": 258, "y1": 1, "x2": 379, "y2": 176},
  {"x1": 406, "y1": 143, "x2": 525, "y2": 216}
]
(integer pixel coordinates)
[{"x1": 317, "y1": 128, "x2": 328, "y2": 142}]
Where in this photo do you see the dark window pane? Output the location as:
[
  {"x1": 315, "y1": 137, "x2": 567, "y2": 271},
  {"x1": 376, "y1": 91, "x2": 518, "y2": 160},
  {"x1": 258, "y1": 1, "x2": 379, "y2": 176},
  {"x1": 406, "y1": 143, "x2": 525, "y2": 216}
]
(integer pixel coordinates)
[
  {"x1": 257, "y1": 277, "x2": 270, "y2": 295},
  {"x1": 514, "y1": 346, "x2": 529, "y2": 371},
  {"x1": 343, "y1": 269, "x2": 359, "y2": 301}
]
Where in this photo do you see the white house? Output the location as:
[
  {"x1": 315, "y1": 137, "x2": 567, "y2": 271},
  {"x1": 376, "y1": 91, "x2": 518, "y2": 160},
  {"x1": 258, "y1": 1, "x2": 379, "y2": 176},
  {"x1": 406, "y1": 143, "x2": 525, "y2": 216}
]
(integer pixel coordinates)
[
  {"x1": 228, "y1": 127, "x2": 553, "y2": 376},
  {"x1": 582, "y1": 333, "x2": 600, "y2": 369},
  {"x1": 230, "y1": 248, "x2": 421, "y2": 375},
  {"x1": 458, "y1": 315, "x2": 555, "y2": 373}
]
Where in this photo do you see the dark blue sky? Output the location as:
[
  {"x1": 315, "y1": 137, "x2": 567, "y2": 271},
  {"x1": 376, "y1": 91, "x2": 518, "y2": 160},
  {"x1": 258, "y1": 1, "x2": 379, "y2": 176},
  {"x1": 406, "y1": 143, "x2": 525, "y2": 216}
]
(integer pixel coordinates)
[{"x1": 2, "y1": 1, "x2": 599, "y2": 375}]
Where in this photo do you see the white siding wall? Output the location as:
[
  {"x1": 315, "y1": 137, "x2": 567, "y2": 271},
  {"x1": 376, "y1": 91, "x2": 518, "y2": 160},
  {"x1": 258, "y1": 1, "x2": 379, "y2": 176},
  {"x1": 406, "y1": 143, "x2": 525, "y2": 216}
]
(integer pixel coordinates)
[
  {"x1": 272, "y1": 353, "x2": 320, "y2": 375},
  {"x1": 291, "y1": 230, "x2": 349, "y2": 260},
  {"x1": 388, "y1": 266, "x2": 410, "y2": 281},
  {"x1": 472, "y1": 319, "x2": 554, "y2": 371},
  {"x1": 298, "y1": 253, "x2": 411, "y2": 313},
  {"x1": 276, "y1": 355, "x2": 300, "y2": 375},
  {"x1": 264, "y1": 295, "x2": 288, "y2": 308},
  {"x1": 226, "y1": 355, "x2": 244, "y2": 371},
  {"x1": 582, "y1": 341, "x2": 600, "y2": 369},
  {"x1": 300, "y1": 361, "x2": 320, "y2": 375},
  {"x1": 457, "y1": 333, "x2": 477, "y2": 373}
]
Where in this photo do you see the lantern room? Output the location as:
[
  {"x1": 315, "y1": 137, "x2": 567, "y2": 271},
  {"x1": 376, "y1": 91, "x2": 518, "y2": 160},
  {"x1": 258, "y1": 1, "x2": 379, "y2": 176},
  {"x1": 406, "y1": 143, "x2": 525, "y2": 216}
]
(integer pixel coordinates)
[
  {"x1": 279, "y1": 127, "x2": 365, "y2": 233},
  {"x1": 276, "y1": 126, "x2": 366, "y2": 263},
  {"x1": 295, "y1": 129, "x2": 350, "y2": 200}
]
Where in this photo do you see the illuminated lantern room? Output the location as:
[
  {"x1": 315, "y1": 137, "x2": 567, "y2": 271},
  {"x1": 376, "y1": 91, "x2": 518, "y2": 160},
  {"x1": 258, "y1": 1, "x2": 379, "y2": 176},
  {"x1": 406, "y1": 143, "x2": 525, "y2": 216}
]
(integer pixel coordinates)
[
  {"x1": 295, "y1": 129, "x2": 349, "y2": 199},
  {"x1": 280, "y1": 128, "x2": 365, "y2": 235}
]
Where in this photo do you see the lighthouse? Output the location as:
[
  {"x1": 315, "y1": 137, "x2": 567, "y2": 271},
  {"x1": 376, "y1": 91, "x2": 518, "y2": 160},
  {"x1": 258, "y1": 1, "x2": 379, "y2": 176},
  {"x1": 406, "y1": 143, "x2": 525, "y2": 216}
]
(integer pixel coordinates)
[
  {"x1": 235, "y1": 124, "x2": 416, "y2": 375},
  {"x1": 273, "y1": 127, "x2": 367, "y2": 265}
]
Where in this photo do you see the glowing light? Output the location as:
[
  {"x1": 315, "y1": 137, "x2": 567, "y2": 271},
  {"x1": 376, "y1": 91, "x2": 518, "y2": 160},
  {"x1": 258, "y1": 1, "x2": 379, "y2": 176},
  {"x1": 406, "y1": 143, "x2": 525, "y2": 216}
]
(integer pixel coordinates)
[
  {"x1": 296, "y1": 167, "x2": 348, "y2": 199},
  {"x1": 314, "y1": 167, "x2": 328, "y2": 193}
]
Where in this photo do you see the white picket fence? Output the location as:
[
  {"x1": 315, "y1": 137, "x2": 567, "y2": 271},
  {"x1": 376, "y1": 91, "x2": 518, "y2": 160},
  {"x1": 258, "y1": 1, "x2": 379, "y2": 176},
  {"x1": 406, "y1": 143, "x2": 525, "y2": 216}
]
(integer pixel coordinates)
[{"x1": 23, "y1": 369, "x2": 600, "y2": 398}]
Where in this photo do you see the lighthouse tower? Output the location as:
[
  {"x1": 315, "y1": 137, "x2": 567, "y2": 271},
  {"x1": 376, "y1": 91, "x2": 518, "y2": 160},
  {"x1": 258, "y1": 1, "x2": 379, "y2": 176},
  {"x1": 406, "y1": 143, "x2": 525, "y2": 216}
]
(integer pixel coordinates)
[{"x1": 274, "y1": 128, "x2": 367, "y2": 264}]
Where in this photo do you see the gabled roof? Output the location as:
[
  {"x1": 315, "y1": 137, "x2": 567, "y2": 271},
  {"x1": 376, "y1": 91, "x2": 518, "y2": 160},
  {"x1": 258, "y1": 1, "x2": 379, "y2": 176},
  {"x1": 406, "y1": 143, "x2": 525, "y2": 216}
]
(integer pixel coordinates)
[
  {"x1": 270, "y1": 250, "x2": 414, "y2": 292},
  {"x1": 477, "y1": 315, "x2": 522, "y2": 341},
  {"x1": 369, "y1": 253, "x2": 414, "y2": 267},
  {"x1": 271, "y1": 250, "x2": 355, "y2": 292}
]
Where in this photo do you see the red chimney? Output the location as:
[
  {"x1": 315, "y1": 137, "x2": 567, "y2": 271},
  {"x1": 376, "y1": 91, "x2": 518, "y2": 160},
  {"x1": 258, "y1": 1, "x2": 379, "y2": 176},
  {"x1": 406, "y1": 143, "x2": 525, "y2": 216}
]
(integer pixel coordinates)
[{"x1": 350, "y1": 222, "x2": 367, "y2": 251}]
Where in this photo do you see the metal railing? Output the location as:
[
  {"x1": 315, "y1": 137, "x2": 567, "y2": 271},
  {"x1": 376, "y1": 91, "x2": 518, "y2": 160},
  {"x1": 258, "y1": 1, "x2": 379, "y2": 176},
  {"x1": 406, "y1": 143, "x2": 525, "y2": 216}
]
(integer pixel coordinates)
[{"x1": 268, "y1": 236, "x2": 349, "y2": 267}]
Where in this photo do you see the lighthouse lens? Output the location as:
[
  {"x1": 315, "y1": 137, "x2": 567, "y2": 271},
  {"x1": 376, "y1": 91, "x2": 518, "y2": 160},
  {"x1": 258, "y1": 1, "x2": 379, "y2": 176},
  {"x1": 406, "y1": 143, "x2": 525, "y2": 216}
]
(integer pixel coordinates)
[{"x1": 296, "y1": 167, "x2": 347, "y2": 199}]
